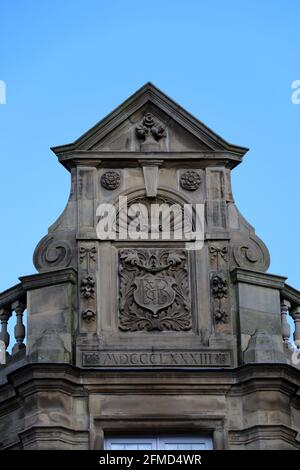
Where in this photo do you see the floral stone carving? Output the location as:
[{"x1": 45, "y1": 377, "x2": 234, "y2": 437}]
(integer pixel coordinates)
[
  {"x1": 180, "y1": 171, "x2": 201, "y2": 191},
  {"x1": 211, "y1": 273, "x2": 229, "y2": 325},
  {"x1": 101, "y1": 171, "x2": 120, "y2": 190},
  {"x1": 81, "y1": 309, "x2": 96, "y2": 322},
  {"x1": 119, "y1": 249, "x2": 191, "y2": 332},
  {"x1": 214, "y1": 309, "x2": 228, "y2": 324},
  {"x1": 212, "y1": 274, "x2": 228, "y2": 299},
  {"x1": 135, "y1": 113, "x2": 166, "y2": 144},
  {"x1": 80, "y1": 275, "x2": 95, "y2": 299}
]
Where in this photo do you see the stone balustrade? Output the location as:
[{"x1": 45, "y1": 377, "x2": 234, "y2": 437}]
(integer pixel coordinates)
[
  {"x1": 0, "y1": 283, "x2": 26, "y2": 365},
  {"x1": 281, "y1": 283, "x2": 300, "y2": 352}
]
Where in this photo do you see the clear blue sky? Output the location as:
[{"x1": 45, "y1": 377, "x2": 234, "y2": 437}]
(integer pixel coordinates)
[{"x1": 1, "y1": 0, "x2": 299, "y2": 292}]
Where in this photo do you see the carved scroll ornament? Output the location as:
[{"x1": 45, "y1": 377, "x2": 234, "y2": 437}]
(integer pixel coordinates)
[{"x1": 33, "y1": 235, "x2": 73, "y2": 271}]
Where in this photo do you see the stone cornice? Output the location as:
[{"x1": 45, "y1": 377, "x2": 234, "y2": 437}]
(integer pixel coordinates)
[
  {"x1": 229, "y1": 425, "x2": 300, "y2": 448},
  {"x1": 231, "y1": 267, "x2": 287, "y2": 289},
  {"x1": 0, "y1": 282, "x2": 25, "y2": 309},
  {"x1": 55, "y1": 150, "x2": 243, "y2": 171},
  {"x1": 3, "y1": 362, "x2": 300, "y2": 390},
  {"x1": 282, "y1": 283, "x2": 300, "y2": 308},
  {"x1": 19, "y1": 267, "x2": 77, "y2": 291}
]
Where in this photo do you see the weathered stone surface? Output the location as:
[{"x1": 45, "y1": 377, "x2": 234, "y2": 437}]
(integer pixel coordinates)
[
  {"x1": 0, "y1": 83, "x2": 300, "y2": 449},
  {"x1": 0, "y1": 364, "x2": 300, "y2": 450}
]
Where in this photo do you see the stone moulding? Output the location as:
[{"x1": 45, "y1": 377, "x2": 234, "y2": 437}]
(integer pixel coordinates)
[
  {"x1": 19, "y1": 267, "x2": 77, "y2": 290},
  {"x1": 2, "y1": 363, "x2": 300, "y2": 449},
  {"x1": 82, "y1": 349, "x2": 232, "y2": 368}
]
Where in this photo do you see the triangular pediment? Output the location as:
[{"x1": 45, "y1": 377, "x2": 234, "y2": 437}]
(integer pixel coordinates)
[
  {"x1": 89, "y1": 102, "x2": 211, "y2": 152},
  {"x1": 52, "y1": 82, "x2": 248, "y2": 157}
]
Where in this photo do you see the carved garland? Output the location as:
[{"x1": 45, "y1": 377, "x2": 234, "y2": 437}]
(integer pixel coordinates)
[
  {"x1": 211, "y1": 273, "x2": 229, "y2": 324},
  {"x1": 80, "y1": 275, "x2": 95, "y2": 299},
  {"x1": 119, "y1": 249, "x2": 192, "y2": 332},
  {"x1": 79, "y1": 245, "x2": 97, "y2": 324}
]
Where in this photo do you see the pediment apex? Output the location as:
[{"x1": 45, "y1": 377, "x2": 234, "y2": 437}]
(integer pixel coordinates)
[{"x1": 51, "y1": 82, "x2": 248, "y2": 159}]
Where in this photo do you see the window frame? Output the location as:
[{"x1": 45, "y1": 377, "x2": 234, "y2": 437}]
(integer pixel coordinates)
[
  {"x1": 104, "y1": 434, "x2": 213, "y2": 450},
  {"x1": 92, "y1": 414, "x2": 226, "y2": 450}
]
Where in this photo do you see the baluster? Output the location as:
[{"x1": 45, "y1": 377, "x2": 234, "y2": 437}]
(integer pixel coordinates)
[
  {"x1": 0, "y1": 306, "x2": 12, "y2": 354},
  {"x1": 292, "y1": 306, "x2": 300, "y2": 350},
  {"x1": 281, "y1": 299, "x2": 291, "y2": 348},
  {"x1": 12, "y1": 300, "x2": 26, "y2": 354}
]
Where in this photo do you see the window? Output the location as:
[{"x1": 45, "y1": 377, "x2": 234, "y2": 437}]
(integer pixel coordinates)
[{"x1": 104, "y1": 435, "x2": 213, "y2": 450}]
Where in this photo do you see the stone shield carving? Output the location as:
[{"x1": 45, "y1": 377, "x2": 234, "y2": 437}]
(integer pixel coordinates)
[
  {"x1": 119, "y1": 249, "x2": 192, "y2": 332},
  {"x1": 133, "y1": 274, "x2": 176, "y2": 317}
]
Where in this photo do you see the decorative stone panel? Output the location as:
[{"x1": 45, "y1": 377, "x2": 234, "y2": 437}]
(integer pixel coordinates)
[{"x1": 119, "y1": 248, "x2": 192, "y2": 332}]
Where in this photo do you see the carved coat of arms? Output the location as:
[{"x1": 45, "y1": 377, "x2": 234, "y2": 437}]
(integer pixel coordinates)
[{"x1": 119, "y1": 249, "x2": 192, "y2": 332}]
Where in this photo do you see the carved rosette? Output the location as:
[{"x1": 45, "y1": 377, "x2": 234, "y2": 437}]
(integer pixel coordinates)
[
  {"x1": 101, "y1": 171, "x2": 121, "y2": 190},
  {"x1": 180, "y1": 171, "x2": 201, "y2": 191},
  {"x1": 119, "y1": 249, "x2": 192, "y2": 332},
  {"x1": 81, "y1": 309, "x2": 96, "y2": 323}
]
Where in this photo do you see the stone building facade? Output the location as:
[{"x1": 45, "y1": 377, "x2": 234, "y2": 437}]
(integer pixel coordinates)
[{"x1": 1, "y1": 83, "x2": 300, "y2": 450}]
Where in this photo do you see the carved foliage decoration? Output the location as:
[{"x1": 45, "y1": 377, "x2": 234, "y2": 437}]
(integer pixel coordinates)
[
  {"x1": 180, "y1": 171, "x2": 201, "y2": 191},
  {"x1": 81, "y1": 309, "x2": 96, "y2": 322},
  {"x1": 119, "y1": 249, "x2": 192, "y2": 332},
  {"x1": 135, "y1": 113, "x2": 166, "y2": 143},
  {"x1": 214, "y1": 309, "x2": 228, "y2": 324},
  {"x1": 80, "y1": 275, "x2": 95, "y2": 299},
  {"x1": 79, "y1": 244, "x2": 97, "y2": 326},
  {"x1": 211, "y1": 273, "x2": 229, "y2": 324},
  {"x1": 212, "y1": 274, "x2": 228, "y2": 299}
]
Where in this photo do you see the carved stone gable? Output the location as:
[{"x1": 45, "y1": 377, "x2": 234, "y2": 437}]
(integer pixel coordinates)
[{"x1": 119, "y1": 249, "x2": 192, "y2": 332}]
